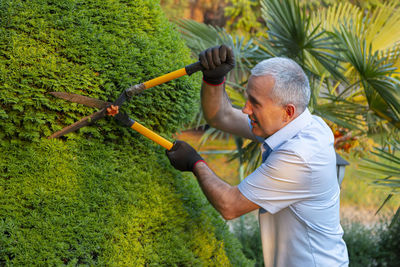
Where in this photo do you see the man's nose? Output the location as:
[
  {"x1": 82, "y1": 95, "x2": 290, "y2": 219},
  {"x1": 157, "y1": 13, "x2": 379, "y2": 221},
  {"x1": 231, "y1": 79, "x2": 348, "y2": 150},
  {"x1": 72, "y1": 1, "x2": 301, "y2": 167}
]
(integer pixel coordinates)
[{"x1": 242, "y1": 100, "x2": 252, "y2": 115}]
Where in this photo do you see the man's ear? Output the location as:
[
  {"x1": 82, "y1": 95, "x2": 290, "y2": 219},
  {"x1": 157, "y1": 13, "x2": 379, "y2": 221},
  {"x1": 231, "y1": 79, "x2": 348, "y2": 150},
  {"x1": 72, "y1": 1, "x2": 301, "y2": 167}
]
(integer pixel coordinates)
[{"x1": 284, "y1": 104, "x2": 296, "y2": 121}]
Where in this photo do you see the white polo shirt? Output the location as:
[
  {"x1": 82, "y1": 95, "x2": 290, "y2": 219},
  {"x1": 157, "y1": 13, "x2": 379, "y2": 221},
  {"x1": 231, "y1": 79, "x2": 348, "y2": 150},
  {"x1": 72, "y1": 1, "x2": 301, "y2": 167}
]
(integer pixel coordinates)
[{"x1": 238, "y1": 109, "x2": 349, "y2": 267}]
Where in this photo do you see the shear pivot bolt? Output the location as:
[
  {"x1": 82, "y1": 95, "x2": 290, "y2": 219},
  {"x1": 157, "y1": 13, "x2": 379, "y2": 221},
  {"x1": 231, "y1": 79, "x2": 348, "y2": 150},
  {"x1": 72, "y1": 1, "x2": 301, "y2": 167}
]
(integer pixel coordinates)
[{"x1": 106, "y1": 105, "x2": 119, "y2": 117}]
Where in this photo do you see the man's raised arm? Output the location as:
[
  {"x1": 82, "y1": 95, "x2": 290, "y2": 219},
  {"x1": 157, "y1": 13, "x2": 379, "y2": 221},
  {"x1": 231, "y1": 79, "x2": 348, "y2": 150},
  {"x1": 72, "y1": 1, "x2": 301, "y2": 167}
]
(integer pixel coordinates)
[{"x1": 199, "y1": 45, "x2": 256, "y2": 141}]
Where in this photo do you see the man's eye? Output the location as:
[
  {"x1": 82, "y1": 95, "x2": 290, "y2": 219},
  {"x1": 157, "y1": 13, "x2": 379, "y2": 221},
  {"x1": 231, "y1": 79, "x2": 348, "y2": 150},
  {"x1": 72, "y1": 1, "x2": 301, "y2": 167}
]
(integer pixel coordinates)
[{"x1": 250, "y1": 99, "x2": 259, "y2": 106}]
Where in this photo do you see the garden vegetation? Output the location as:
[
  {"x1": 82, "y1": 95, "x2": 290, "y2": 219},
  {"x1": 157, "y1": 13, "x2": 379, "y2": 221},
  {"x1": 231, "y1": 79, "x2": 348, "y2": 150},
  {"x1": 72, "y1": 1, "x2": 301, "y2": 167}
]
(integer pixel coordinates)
[{"x1": 0, "y1": 0, "x2": 252, "y2": 265}]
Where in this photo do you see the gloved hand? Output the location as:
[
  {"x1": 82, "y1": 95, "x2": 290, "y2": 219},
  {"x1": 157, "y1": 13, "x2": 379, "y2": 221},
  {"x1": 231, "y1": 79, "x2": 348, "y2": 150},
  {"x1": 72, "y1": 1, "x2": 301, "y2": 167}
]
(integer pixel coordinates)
[
  {"x1": 199, "y1": 45, "x2": 235, "y2": 85},
  {"x1": 166, "y1": 140, "x2": 204, "y2": 172}
]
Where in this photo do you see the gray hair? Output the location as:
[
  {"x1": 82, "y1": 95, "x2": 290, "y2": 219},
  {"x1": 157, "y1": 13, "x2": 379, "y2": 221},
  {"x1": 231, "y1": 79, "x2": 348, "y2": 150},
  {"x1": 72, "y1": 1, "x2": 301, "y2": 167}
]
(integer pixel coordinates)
[{"x1": 251, "y1": 57, "x2": 310, "y2": 112}]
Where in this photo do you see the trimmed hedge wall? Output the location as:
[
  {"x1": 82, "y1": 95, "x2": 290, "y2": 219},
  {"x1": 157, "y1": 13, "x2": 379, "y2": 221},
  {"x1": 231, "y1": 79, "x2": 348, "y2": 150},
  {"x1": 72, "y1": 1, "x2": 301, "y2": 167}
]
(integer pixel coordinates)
[
  {"x1": 0, "y1": 0, "x2": 252, "y2": 265},
  {"x1": 0, "y1": 0, "x2": 197, "y2": 143},
  {"x1": 0, "y1": 140, "x2": 251, "y2": 265}
]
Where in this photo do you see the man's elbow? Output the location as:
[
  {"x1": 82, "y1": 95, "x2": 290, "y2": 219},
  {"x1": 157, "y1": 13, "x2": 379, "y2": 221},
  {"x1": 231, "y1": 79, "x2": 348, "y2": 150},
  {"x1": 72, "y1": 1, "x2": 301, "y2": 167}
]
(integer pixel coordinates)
[
  {"x1": 217, "y1": 187, "x2": 258, "y2": 220},
  {"x1": 221, "y1": 211, "x2": 239, "y2": 221},
  {"x1": 203, "y1": 106, "x2": 232, "y2": 130},
  {"x1": 219, "y1": 202, "x2": 241, "y2": 220},
  {"x1": 204, "y1": 116, "x2": 221, "y2": 129}
]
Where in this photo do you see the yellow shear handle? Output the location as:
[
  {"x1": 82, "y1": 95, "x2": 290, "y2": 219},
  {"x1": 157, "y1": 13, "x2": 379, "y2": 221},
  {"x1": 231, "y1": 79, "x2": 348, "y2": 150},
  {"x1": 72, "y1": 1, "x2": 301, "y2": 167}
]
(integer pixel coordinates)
[
  {"x1": 143, "y1": 68, "x2": 187, "y2": 89},
  {"x1": 131, "y1": 121, "x2": 173, "y2": 150}
]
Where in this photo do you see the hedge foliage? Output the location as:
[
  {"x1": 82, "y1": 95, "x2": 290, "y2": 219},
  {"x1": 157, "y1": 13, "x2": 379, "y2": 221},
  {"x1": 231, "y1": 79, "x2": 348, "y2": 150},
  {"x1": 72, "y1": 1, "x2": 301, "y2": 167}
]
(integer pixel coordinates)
[
  {"x1": 0, "y1": 0, "x2": 198, "y2": 143},
  {"x1": 0, "y1": 0, "x2": 252, "y2": 265},
  {"x1": 0, "y1": 140, "x2": 251, "y2": 265}
]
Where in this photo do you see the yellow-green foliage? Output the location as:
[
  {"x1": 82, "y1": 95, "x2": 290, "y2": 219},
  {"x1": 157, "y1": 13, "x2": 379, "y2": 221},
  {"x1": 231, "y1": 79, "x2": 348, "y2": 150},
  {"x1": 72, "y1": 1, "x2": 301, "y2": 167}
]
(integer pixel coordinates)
[
  {"x1": 0, "y1": 0, "x2": 252, "y2": 265},
  {"x1": 0, "y1": 140, "x2": 251, "y2": 265}
]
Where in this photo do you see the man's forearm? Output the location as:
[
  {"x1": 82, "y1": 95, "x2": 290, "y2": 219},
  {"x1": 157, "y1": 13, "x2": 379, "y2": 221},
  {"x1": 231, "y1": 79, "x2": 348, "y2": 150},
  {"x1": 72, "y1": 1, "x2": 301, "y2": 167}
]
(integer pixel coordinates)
[
  {"x1": 200, "y1": 82, "x2": 232, "y2": 127},
  {"x1": 165, "y1": 141, "x2": 259, "y2": 220},
  {"x1": 192, "y1": 161, "x2": 235, "y2": 219},
  {"x1": 200, "y1": 82, "x2": 257, "y2": 141},
  {"x1": 192, "y1": 161, "x2": 259, "y2": 220}
]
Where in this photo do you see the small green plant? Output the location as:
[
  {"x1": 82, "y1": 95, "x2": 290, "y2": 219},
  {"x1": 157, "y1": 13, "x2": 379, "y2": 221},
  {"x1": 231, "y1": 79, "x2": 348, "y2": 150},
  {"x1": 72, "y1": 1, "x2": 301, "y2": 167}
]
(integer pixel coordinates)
[
  {"x1": 342, "y1": 218, "x2": 400, "y2": 267},
  {"x1": 232, "y1": 214, "x2": 263, "y2": 267},
  {"x1": 375, "y1": 217, "x2": 400, "y2": 266},
  {"x1": 343, "y1": 222, "x2": 381, "y2": 267}
]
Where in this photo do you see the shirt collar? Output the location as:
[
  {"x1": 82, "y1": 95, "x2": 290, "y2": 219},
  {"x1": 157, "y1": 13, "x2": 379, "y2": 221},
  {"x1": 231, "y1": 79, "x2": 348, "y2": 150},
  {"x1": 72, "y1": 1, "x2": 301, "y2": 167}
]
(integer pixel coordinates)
[{"x1": 264, "y1": 108, "x2": 312, "y2": 150}]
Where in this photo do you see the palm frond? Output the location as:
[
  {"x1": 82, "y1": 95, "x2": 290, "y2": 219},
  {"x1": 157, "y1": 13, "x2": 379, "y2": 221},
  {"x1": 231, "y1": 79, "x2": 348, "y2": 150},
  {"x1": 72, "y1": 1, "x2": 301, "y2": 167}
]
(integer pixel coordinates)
[
  {"x1": 259, "y1": 0, "x2": 346, "y2": 82},
  {"x1": 314, "y1": 95, "x2": 368, "y2": 131},
  {"x1": 311, "y1": 0, "x2": 400, "y2": 87},
  {"x1": 375, "y1": 194, "x2": 393, "y2": 215},
  {"x1": 370, "y1": 148, "x2": 400, "y2": 166},
  {"x1": 359, "y1": 137, "x2": 400, "y2": 213},
  {"x1": 311, "y1": 2, "x2": 363, "y2": 37},
  {"x1": 176, "y1": 19, "x2": 260, "y2": 79},
  {"x1": 381, "y1": 44, "x2": 400, "y2": 72},
  {"x1": 175, "y1": 19, "x2": 223, "y2": 53},
  {"x1": 365, "y1": 1, "x2": 400, "y2": 52},
  {"x1": 313, "y1": 1, "x2": 400, "y2": 54},
  {"x1": 198, "y1": 127, "x2": 231, "y2": 149},
  {"x1": 360, "y1": 138, "x2": 400, "y2": 185},
  {"x1": 333, "y1": 25, "x2": 400, "y2": 128},
  {"x1": 229, "y1": 140, "x2": 262, "y2": 175}
]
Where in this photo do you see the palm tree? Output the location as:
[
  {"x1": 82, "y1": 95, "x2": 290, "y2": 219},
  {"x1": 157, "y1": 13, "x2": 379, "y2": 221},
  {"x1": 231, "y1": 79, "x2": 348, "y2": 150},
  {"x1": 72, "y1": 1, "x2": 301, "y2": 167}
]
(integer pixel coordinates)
[{"x1": 308, "y1": 0, "x2": 400, "y2": 219}]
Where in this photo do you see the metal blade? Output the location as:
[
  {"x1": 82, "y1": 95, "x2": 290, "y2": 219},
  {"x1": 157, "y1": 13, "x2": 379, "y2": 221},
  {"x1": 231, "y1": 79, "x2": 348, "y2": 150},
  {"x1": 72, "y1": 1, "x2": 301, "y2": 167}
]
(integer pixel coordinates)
[
  {"x1": 49, "y1": 92, "x2": 110, "y2": 109},
  {"x1": 48, "y1": 108, "x2": 107, "y2": 139}
]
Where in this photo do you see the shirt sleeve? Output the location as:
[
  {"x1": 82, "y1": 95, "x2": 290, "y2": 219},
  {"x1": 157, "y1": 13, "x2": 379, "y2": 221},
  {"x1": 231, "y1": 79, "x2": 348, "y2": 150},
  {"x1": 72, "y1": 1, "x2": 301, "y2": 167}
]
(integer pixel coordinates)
[{"x1": 238, "y1": 149, "x2": 312, "y2": 214}]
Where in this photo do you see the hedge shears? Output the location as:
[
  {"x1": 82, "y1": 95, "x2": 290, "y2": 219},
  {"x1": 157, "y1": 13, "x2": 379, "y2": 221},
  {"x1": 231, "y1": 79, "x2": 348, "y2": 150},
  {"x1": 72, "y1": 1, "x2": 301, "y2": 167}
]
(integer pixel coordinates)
[{"x1": 48, "y1": 62, "x2": 203, "y2": 150}]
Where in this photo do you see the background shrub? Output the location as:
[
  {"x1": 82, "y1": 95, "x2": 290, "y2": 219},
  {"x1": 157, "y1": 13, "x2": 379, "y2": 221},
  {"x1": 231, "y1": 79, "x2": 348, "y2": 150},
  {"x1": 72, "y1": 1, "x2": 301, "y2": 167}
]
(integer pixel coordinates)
[
  {"x1": 232, "y1": 214, "x2": 264, "y2": 267},
  {"x1": 373, "y1": 218, "x2": 400, "y2": 267},
  {"x1": 342, "y1": 219, "x2": 400, "y2": 267},
  {"x1": 0, "y1": 0, "x2": 251, "y2": 265},
  {"x1": 342, "y1": 222, "x2": 381, "y2": 267}
]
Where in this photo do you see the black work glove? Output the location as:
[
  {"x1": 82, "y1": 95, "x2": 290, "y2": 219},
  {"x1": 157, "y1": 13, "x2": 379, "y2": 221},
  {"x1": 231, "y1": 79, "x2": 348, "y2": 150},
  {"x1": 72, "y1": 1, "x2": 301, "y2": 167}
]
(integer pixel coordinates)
[
  {"x1": 166, "y1": 140, "x2": 204, "y2": 172},
  {"x1": 199, "y1": 45, "x2": 235, "y2": 85}
]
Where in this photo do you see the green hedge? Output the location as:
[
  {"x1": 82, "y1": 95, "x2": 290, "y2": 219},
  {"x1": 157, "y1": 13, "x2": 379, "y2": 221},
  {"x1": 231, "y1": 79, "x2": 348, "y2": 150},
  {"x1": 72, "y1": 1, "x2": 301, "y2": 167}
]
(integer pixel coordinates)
[
  {"x1": 0, "y1": 0, "x2": 252, "y2": 265},
  {"x1": 0, "y1": 140, "x2": 251, "y2": 265},
  {"x1": 0, "y1": 0, "x2": 198, "y2": 143}
]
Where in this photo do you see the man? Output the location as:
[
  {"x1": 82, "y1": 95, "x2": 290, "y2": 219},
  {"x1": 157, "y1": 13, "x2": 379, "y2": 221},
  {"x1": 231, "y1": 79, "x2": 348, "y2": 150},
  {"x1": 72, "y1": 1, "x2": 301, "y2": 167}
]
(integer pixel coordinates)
[{"x1": 166, "y1": 45, "x2": 349, "y2": 266}]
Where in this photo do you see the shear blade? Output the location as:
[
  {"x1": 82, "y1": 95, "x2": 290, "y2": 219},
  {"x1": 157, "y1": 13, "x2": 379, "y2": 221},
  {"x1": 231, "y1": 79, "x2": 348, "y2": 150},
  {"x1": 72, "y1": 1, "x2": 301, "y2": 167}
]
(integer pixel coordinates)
[
  {"x1": 48, "y1": 108, "x2": 108, "y2": 139},
  {"x1": 48, "y1": 91, "x2": 111, "y2": 139},
  {"x1": 49, "y1": 92, "x2": 110, "y2": 109}
]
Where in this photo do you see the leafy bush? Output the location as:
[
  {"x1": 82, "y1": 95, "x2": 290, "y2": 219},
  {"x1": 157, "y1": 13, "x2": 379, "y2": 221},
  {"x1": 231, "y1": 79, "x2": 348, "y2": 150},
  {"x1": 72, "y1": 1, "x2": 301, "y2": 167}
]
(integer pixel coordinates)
[
  {"x1": 232, "y1": 215, "x2": 263, "y2": 267},
  {"x1": 374, "y1": 218, "x2": 400, "y2": 267},
  {"x1": 0, "y1": 0, "x2": 198, "y2": 143},
  {"x1": 343, "y1": 222, "x2": 381, "y2": 267},
  {"x1": 342, "y1": 218, "x2": 400, "y2": 267},
  {"x1": 0, "y1": 0, "x2": 251, "y2": 265},
  {"x1": 0, "y1": 140, "x2": 251, "y2": 265}
]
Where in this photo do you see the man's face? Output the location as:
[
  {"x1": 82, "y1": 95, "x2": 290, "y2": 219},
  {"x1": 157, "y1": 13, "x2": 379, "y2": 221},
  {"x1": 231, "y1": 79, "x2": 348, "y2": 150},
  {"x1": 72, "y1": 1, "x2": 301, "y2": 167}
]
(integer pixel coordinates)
[{"x1": 242, "y1": 75, "x2": 291, "y2": 138}]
